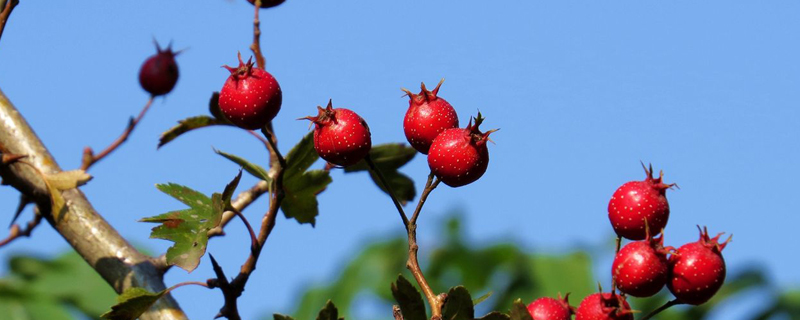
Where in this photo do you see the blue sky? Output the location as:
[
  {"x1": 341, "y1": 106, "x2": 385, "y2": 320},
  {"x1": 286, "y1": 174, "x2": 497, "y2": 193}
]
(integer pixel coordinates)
[{"x1": 1, "y1": 1, "x2": 798, "y2": 319}]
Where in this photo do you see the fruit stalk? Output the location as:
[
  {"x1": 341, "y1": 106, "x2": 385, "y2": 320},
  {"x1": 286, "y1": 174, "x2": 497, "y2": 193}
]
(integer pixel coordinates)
[
  {"x1": 250, "y1": 0, "x2": 266, "y2": 69},
  {"x1": 407, "y1": 172, "x2": 443, "y2": 318},
  {"x1": 0, "y1": 0, "x2": 19, "y2": 44},
  {"x1": 365, "y1": 154, "x2": 409, "y2": 226},
  {"x1": 80, "y1": 97, "x2": 155, "y2": 171},
  {"x1": 639, "y1": 299, "x2": 682, "y2": 320}
]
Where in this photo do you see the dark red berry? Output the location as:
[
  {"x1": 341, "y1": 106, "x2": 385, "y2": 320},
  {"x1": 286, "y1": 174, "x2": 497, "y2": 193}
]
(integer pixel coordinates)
[
  {"x1": 612, "y1": 229, "x2": 673, "y2": 297},
  {"x1": 667, "y1": 226, "x2": 731, "y2": 305},
  {"x1": 527, "y1": 293, "x2": 575, "y2": 320},
  {"x1": 139, "y1": 42, "x2": 179, "y2": 96},
  {"x1": 427, "y1": 113, "x2": 496, "y2": 187},
  {"x1": 575, "y1": 292, "x2": 634, "y2": 320},
  {"x1": 302, "y1": 100, "x2": 371, "y2": 167},
  {"x1": 247, "y1": 0, "x2": 285, "y2": 8},
  {"x1": 219, "y1": 53, "x2": 282, "y2": 130},
  {"x1": 402, "y1": 79, "x2": 459, "y2": 154},
  {"x1": 608, "y1": 164, "x2": 676, "y2": 240}
]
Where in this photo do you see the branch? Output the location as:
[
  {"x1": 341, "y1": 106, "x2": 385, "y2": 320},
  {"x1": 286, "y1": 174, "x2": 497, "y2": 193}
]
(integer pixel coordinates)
[
  {"x1": 249, "y1": 0, "x2": 266, "y2": 69},
  {"x1": 0, "y1": 0, "x2": 18, "y2": 45},
  {"x1": 211, "y1": 124, "x2": 285, "y2": 320},
  {"x1": 0, "y1": 207, "x2": 41, "y2": 247},
  {"x1": 640, "y1": 299, "x2": 682, "y2": 320},
  {"x1": 405, "y1": 172, "x2": 443, "y2": 319},
  {"x1": 0, "y1": 88, "x2": 188, "y2": 320},
  {"x1": 207, "y1": 179, "x2": 269, "y2": 238},
  {"x1": 365, "y1": 154, "x2": 409, "y2": 227},
  {"x1": 81, "y1": 97, "x2": 154, "y2": 171}
]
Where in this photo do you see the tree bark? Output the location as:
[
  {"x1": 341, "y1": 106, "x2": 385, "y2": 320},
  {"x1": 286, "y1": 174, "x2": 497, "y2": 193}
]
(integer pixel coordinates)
[{"x1": 0, "y1": 87, "x2": 188, "y2": 320}]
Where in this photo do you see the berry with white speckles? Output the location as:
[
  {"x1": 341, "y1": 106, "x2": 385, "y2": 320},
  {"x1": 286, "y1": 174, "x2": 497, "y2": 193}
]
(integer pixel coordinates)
[
  {"x1": 247, "y1": 0, "x2": 285, "y2": 8},
  {"x1": 612, "y1": 229, "x2": 674, "y2": 297},
  {"x1": 427, "y1": 112, "x2": 497, "y2": 188},
  {"x1": 667, "y1": 226, "x2": 731, "y2": 305},
  {"x1": 607, "y1": 164, "x2": 676, "y2": 240},
  {"x1": 219, "y1": 53, "x2": 282, "y2": 130},
  {"x1": 301, "y1": 100, "x2": 371, "y2": 167},
  {"x1": 575, "y1": 292, "x2": 634, "y2": 320},
  {"x1": 527, "y1": 293, "x2": 575, "y2": 320},
  {"x1": 139, "y1": 41, "x2": 179, "y2": 96},
  {"x1": 402, "y1": 79, "x2": 459, "y2": 154}
]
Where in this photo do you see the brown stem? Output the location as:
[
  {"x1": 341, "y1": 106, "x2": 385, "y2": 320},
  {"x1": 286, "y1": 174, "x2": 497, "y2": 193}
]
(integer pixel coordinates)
[
  {"x1": 81, "y1": 97, "x2": 154, "y2": 171},
  {"x1": 0, "y1": 0, "x2": 18, "y2": 45},
  {"x1": 0, "y1": 209, "x2": 41, "y2": 247},
  {"x1": 211, "y1": 124, "x2": 285, "y2": 320},
  {"x1": 1, "y1": 87, "x2": 187, "y2": 320},
  {"x1": 165, "y1": 281, "x2": 210, "y2": 294},
  {"x1": 230, "y1": 207, "x2": 258, "y2": 252},
  {"x1": 404, "y1": 172, "x2": 443, "y2": 319},
  {"x1": 393, "y1": 305, "x2": 404, "y2": 320},
  {"x1": 611, "y1": 235, "x2": 622, "y2": 294},
  {"x1": 208, "y1": 180, "x2": 269, "y2": 238},
  {"x1": 249, "y1": 0, "x2": 266, "y2": 69},
  {"x1": 365, "y1": 154, "x2": 409, "y2": 227},
  {"x1": 640, "y1": 299, "x2": 682, "y2": 320}
]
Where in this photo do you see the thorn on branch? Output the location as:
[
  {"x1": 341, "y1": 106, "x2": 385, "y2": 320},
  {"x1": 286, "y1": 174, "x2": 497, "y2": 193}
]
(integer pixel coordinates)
[{"x1": 0, "y1": 208, "x2": 42, "y2": 248}]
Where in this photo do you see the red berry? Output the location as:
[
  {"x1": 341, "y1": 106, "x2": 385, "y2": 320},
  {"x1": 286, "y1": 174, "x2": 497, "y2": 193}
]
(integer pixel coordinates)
[
  {"x1": 139, "y1": 42, "x2": 179, "y2": 96},
  {"x1": 247, "y1": 0, "x2": 285, "y2": 8},
  {"x1": 575, "y1": 292, "x2": 634, "y2": 320},
  {"x1": 427, "y1": 113, "x2": 497, "y2": 188},
  {"x1": 302, "y1": 100, "x2": 371, "y2": 167},
  {"x1": 219, "y1": 53, "x2": 282, "y2": 130},
  {"x1": 608, "y1": 164, "x2": 676, "y2": 240},
  {"x1": 527, "y1": 293, "x2": 575, "y2": 320},
  {"x1": 402, "y1": 79, "x2": 459, "y2": 154},
  {"x1": 667, "y1": 226, "x2": 731, "y2": 305},
  {"x1": 612, "y1": 230, "x2": 673, "y2": 297}
]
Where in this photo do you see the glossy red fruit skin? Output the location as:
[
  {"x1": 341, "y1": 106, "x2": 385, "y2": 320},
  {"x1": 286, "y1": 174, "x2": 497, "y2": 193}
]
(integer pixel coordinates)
[
  {"x1": 247, "y1": 0, "x2": 285, "y2": 8},
  {"x1": 667, "y1": 227, "x2": 731, "y2": 305},
  {"x1": 575, "y1": 292, "x2": 634, "y2": 320},
  {"x1": 608, "y1": 164, "x2": 675, "y2": 240},
  {"x1": 427, "y1": 114, "x2": 496, "y2": 188},
  {"x1": 402, "y1": 80, "x2": 459, "y2": 154},
  {"x1": 527, "y1": 294, "x2": 575, "y2": 320},
  {"x1": 219, "y1": 54, "x2": 282, "y2": 130},
  {"x1": 303, "y1": 101, "x2": 371, "y2": 167},
  {"x1": 139, "y1": 43, "x2": 179, "y2": 96},
  {"x1": 612, "y1": 232, "x2": 673, "y2": 297}
]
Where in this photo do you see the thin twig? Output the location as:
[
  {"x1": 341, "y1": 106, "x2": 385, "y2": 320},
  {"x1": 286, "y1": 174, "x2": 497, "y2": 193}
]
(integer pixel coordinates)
[
  {"x1": 640, "y1": 299, "x2": 682, "y2": 320},
  {"x1": 208, "y1": 180, "x2": 270, "y2": 238},
  {"x1": 165, "y1": 281, "x2": 210, "y2": 294},
  {"x1": 365, "y1": 154, "x2": 409, "y2": 226},
  {"x1": 81, "y1": 97, "x2": 154, "y2": 171},
  {"x1": 611, "y1": 235, "x2": 622, "y2": 294},
  {"x1": 0, "y1": 209, "x2": 42, "y2": 248},
  {"x1": 0, "y1": 0, "x2": 19, "y2": 45},
  {"x1": 230, "y1": 207, "x2": 258, "y2": 252},
  {"x1": 392, "y1": 305, "x2": 404, "y2": 320},
  {"x1": 249, "y1": 0, "x2": 266, "y2": 69},
  {"x1": 404, "y1": 172, "x2": 443, "y2": 319}
]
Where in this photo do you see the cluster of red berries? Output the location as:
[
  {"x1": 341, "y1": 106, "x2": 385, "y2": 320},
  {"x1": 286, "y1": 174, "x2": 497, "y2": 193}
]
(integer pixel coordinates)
[{"x1": 525, "y1": 165, "x2": 732, "y2": 320}]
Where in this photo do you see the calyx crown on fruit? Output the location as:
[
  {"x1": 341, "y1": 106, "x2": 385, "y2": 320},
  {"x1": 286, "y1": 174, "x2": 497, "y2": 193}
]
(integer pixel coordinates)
[
  {"x1": 695, "y1": 225, "x2": 732, "y2": 254},
  {"x1": 402, "y1": 78, "x2": 445, "y2": 105},
  {"x1": 598, "y1": 290, "x2": 635, "y2": 318},
  {"x1": 223, "y1": 52, "x2": 256, "y2": 80},
  {"x1": 552, "y1": 292, "x2": 577, "y2": 314},
  {"x1": 641, "y1": 162, "x2": 677, "y2": 194},
  {"x1": 301, "y1": 100, "x2": 338, "y2": 126},
  {"x1": 466, "y1": 112, "x2": 498, "y2": 146}
]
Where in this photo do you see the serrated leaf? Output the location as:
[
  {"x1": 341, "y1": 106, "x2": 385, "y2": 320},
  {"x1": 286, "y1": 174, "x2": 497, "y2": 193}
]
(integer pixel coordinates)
[
  {"x1": 509, "y1": 299, "x2": 533, "y2": 320},
  {"x1": 473, "y1": 291, "x2": 493, "y2": 306},
  {"x1": 222, "y1": 169, "x2": 243, "y2": 208},
  {"x1": 316, "y1": 300, "x2": 339, "y2": 320},
  {"x1": 344, "y1": 144, "x2": 417, "y2": 204},
  {"x1": 477, "y1": 311, "x2": 511, "y2": 320},
  {"x1": 158, "y1": 115, "x2": 231, "y2": 148},
  {"x1": 44, "y1": 170, "x2": 92, "y2": 190},
  {"x1": 215, "y1": 149, "x2": 271, "y2": 181},
  {"x1": 140, "y1": 183, "x2": 224, "y2": 272},
  {"x1": 274, "y1": 315, "x2": 296, "y2": 320},
  {"x1": 391, "y1": 275, "x2": 427, "y2": 320},
  {"x1": 281, "y1": 132, "x2": 331, "y2": 226},
  {"x1": 100, "y1": 287, "x2": 166, "y2": 320},
  {"x1": 442, "y1": 286, "x2": 474, "y2": 320}
]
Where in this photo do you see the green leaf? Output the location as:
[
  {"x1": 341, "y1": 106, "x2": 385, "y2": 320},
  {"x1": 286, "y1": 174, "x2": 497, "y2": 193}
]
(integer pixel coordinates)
[
  {"x1": 344, "y1": 144, "x2": 417, "y2": 204},
  {"x1": 273, "y1": 315, "x2": 296, "y2": 320},
  {"x1": 100, "y1": 287, "x2": 166, "y2": 320},
  {"x1": 215, "y1": 149, "x2": 271, "y2": 182},
  {"x1": 473, "y1": 291, "x2": 493, "y2": 306},
  {"x1": 281, "y1": 132, "x2": 331, "y2": 226},
  {"x1": 442, "y1": 286, "x2": 474, "y2": 320},
  {"x1": 222, "y1": 169, "x2": 243, "y2": 208},
  {"x1": 140, "y1": 183, "x2": 224, "y2": 272},
  {"x1": 158, "y1": 115, "x2": 231, "y2": 148},
  {"x1": 316, "y1": 300, "x2": 340, "y2": 320},
  {"x1": 391, "y1": 275, "x2": 427, "y2": 320},
  {"x1": 476, "y1": 311, "x2": 511, "y2": 320},
  {"x1": 509, "y1": 299, "x2": 533, "y2": 320}
]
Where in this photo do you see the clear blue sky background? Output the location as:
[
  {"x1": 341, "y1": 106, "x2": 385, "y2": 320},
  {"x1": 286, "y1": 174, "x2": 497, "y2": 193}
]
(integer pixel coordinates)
[{"x1": 1, "y1": 1, "x2": 798, "y2": 319}]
